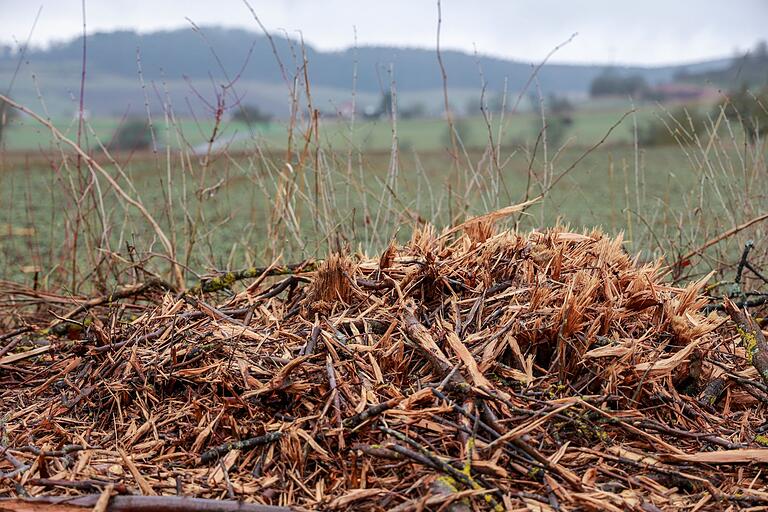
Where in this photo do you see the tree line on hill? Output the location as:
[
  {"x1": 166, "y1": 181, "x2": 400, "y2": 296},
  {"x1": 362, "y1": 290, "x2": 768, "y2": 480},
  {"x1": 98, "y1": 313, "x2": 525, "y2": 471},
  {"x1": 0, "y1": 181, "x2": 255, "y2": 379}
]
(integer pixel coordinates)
[{"x1": 676, "y1": 41, "x2": 768, "y2": 89}]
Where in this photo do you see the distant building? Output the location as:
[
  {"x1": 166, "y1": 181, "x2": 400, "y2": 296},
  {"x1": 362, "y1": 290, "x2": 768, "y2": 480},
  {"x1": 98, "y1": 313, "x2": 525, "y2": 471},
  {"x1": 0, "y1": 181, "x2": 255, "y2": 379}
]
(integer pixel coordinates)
[{"x1": 650, "y1": 83, "x2": 719, "y2": 103}]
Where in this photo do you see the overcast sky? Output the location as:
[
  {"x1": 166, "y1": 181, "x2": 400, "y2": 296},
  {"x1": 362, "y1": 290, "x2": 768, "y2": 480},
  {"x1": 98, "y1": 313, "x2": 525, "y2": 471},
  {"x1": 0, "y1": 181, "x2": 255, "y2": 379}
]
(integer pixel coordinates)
[{"x1": 0, "y1": 0, "x2": 765, "y2": 66}]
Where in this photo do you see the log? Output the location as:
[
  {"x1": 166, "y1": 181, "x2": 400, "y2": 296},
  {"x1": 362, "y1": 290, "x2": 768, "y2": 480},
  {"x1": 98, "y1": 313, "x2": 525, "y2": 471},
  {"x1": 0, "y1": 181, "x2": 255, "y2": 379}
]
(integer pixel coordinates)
[{"x1": 0, "y1": 496, "x2": 291, "y2": 512}]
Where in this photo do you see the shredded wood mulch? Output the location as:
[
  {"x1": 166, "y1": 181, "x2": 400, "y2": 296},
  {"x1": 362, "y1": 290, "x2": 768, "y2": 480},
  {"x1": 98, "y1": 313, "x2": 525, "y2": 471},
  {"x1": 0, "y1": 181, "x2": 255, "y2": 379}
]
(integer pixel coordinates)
[{"x1": 2, "y1": 226, "x2": 768, "y2": 511}]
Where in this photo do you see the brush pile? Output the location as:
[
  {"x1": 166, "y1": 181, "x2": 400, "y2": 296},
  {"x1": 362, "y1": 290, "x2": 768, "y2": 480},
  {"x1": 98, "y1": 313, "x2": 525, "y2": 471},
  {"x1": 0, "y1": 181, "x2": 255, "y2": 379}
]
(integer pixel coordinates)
[{"x1": 2, "y1": 225, "x2": 768, "y2": 511}]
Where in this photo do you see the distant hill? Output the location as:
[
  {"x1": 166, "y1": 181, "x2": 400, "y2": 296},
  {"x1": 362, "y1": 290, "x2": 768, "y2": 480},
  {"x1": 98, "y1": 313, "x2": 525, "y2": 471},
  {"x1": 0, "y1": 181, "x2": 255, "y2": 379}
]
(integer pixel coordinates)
[
  {"x1": 675, "y1": 41, "x2": 768, "y2": 90},
  {"x1": 0, "y1": 26, "x2": 737, "y2": 118}
]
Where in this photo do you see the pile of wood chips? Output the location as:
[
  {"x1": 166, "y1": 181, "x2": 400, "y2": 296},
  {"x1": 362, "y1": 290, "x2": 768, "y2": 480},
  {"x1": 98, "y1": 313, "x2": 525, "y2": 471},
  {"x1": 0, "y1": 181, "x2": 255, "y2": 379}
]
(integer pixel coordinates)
[{"x1": 2, "y1": 225, "x2": 768, "y2": 511}]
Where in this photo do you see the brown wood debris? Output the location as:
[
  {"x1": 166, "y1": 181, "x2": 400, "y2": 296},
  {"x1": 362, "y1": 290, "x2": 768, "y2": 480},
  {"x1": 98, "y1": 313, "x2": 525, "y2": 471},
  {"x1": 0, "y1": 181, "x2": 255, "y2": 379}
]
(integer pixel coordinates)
[{"x1": 1, "y1": 227, "x2": 768, "y2": 510}]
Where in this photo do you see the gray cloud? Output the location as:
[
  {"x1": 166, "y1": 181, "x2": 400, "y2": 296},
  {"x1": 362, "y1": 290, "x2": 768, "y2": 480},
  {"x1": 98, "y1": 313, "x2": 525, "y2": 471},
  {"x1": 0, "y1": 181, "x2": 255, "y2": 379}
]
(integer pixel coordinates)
[{"x1": 0, "y1": 0, "x2": 765, "y2": 65}]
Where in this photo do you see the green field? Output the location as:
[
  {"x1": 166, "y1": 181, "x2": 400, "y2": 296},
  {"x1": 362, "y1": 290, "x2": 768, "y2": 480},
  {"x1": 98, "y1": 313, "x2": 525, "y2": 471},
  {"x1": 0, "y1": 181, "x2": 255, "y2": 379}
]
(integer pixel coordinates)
[
  {"x1": 3, "y1": 105, "x2": 658, "y2": 152},
  {"x1": 0, "y1": 103, "x2": 765, "y2": 291}
]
